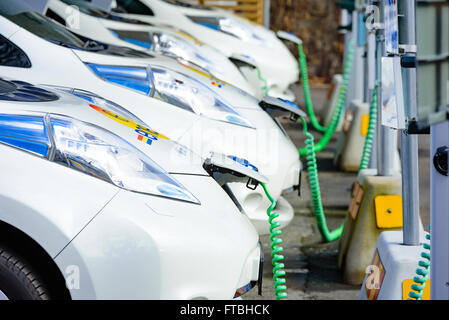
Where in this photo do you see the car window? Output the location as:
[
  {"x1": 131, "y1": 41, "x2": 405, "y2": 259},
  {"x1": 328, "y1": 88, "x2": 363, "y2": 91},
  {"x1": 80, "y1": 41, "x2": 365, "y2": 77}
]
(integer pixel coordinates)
[
  {"x1": 0, "y1": 34, "x2": 31, "y2": 68},
  {"x1": 61, "y1": 0, "x2": 153, "y2": 23},
  {"x1": 115, "y1": 0, "x2": 155, "y2": 15},
  {"x1": 6, "y1": 11, "x2": 86, "y2": 48},
  {"x1": 4, "y1": 11, "x2": 109, "y2": 52}
]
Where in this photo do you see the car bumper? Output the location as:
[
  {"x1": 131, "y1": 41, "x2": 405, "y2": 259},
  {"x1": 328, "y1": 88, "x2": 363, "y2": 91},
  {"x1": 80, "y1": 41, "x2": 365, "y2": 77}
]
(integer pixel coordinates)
[{"x1": 54, "y1": 175, "x2": 262, "y2": 300}]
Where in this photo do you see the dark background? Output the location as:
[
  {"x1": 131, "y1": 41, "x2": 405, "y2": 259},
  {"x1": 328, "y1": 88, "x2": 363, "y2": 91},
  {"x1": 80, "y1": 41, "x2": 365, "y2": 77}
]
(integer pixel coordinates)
[{"x1": 269, "y1": 0, "x2": 344, "y2": 83}]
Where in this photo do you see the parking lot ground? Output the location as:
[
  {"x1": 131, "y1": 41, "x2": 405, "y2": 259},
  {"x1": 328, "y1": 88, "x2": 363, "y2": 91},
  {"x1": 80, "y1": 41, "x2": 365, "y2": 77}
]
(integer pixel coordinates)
[{"x1": 245, "y1": 84, "x2": 431, "y2": 300}]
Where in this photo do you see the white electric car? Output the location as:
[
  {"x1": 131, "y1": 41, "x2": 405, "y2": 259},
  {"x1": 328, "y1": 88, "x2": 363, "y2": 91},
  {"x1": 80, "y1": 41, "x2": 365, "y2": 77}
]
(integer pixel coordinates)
[
  {"x1": 46, "y1": 0, "x2": 260, "y2": 97},
  {"x1": 0, "y1": 11, "x2": 302, "y2": 234},
  {"x1": 0, "y1": 77, "x2": 264, "y2": 300},
  {"x1": 110, "y1": 0, "x2": 300, "y2": 100}
]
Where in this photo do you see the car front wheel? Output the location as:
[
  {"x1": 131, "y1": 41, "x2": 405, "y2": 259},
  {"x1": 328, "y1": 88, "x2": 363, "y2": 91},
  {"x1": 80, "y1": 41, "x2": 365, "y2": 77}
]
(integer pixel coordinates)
[{"x1": 0, "y1": 246, "x2": 51, "y2": 300}]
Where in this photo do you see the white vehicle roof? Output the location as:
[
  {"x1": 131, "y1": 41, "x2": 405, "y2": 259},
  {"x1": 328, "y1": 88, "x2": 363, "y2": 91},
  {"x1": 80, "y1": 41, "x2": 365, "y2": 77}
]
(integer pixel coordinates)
[
  {"x1": 0, "y1": 10, "x2": 260, "y2": 108},
  {"x1": 110, "y1": 0, "x2": 300, "y2": 100},
  {"x1": 46, "y1": 0, "x2": 257, "y2": 95}
]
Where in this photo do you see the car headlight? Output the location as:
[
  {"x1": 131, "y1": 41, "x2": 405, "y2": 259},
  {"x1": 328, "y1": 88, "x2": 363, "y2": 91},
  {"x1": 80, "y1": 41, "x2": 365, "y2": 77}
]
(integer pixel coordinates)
[
  {"x1": 0, "y1": 113, "x2": 199, "y2": 204},
  {"x1": 151, "y1": 32, "x2": 224, "y2": 76},
  {"x1": 187, "y1": 15, "x2": 266, "y2": 45},
  {"x1": 87, "y1": 63, "x2": 253, "y2": 128},
  {"x1": 109, "y1": 28, "x2": 224, "y2": 77},
  {"x1": 151, "y1": 67, "x2": 254, "y2": 128}
]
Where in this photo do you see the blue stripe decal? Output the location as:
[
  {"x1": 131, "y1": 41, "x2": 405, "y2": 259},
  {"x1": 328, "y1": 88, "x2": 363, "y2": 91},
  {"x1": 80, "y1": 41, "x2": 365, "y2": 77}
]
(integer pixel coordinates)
[
  {"x1": 105, "y1": 77, "x2": 151, "y2": 95},
  {"x1": 197, "y1": 22, "x2": 220, "y2": 30},
  {"x1": 228, "y1": 155, "x2": 259, "y2": 172},
  {"x1": 279, "y1": 98, "x2": 299, "y2": 108},
  {"x1": 0, "y1": 114, "x2": 49, "y2": 157},
  {"x1": 87, "y1": 64, "x2": 152, "y2": 95},
  {"x1": 121, "y1": 38, "x2": 152, "y2": 49},
  {"x1": 0, "y1": 136, "x2": 49, "y2": 157},
  {"x1": 87, "y1": 64, "x2": 149, "y2": 80},
  {"x1": 73, "y1": 94, "x2": 95, "y2": 103}
]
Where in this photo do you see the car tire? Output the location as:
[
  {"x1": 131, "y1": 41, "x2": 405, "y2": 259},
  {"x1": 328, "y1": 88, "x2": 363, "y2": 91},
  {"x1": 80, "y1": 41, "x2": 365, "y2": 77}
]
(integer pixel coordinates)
[{"x1": 0, "y1": 246, "x2": 51, "y2": 300}]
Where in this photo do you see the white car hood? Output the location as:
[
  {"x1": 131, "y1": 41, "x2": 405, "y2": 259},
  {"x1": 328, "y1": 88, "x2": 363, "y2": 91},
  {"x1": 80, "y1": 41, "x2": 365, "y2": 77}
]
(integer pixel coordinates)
[
  {"x1": 73, "y1": 48, "x2": 262, "y2": 109},
  {"x1": 0, "y1": 79, "x2": 206, "y2": 176}
]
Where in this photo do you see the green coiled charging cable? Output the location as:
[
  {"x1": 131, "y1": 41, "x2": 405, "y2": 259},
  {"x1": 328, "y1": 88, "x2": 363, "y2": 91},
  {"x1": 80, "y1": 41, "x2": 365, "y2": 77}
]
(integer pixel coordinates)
[
  {"x1": 295, "y1": 38, "x2": 380, "y2": 242},
  {"x1": 408, "y1": 231, "x2": 431, "y2": 300},
  {"x1": 260, "y1": 182, "x2": 288, "y2": 300},
  {"x1": 359, "y1": 85, "x2": 378, "y2": 171},
  {"x1": 294, "y1": 34, "x2": 430, "y2": 301},
  {"x1": 258, "y1": 37, "x2": 378, "y2": 300},
  {"x1": 297, "y1": 87, "x2": 379, "y2": 242},
  {"x1": 298, "y1": 42, "x2": 327, "y2": 133},
  {"x1": 298, "y1": 39, "x2": 355, "y2": 157},
  {"x1": 299, "y1": 116, "x2": 345, "y2": 242},
  {"x1": 294, "y1": 39, "x2": 354, "y2": 241},
  {"x1": 256, "y1": 66, "x2": 270, "y2": 97}
]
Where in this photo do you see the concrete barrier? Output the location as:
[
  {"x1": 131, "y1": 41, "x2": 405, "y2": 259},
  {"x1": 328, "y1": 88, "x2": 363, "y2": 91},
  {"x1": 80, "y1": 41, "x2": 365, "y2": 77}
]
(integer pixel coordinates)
[{"x1": 338, "y1": 169, "x2": 404, "y2": 285}]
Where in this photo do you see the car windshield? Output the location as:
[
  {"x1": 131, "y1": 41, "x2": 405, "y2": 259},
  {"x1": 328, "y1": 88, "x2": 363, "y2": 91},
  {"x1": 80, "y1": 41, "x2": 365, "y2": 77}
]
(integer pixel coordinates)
[
  {"x1": 60, "y1": 0, "x2": 153, "y2": 25},
  {"x1": 4, "y1": 11, "x2": 106, "y2": 51}
]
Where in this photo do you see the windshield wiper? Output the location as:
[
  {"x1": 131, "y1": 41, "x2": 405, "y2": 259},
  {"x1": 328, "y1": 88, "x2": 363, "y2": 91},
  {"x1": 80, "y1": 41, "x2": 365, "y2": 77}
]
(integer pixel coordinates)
[
  {"x1": 45, "y1": 38, "x2": 83, "y2": 50},
  {"x1": 82, "y1": 40, "x2": 106, "y2": 51},
  {"x1": 46, "y1": 38, "x2": 106, "y2": 52}
]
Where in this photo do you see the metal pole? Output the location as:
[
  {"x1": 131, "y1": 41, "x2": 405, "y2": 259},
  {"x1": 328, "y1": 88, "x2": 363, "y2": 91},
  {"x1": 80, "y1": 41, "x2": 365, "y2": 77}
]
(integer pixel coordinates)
[
  {"x1": 399, "y1": 0, "x2": 420, "y2": 246},
  {"x1": 346, "y1": 10, "x2": 359, "y2": 106},
  {"x1": 375, "y1": 0, "x2": 385, "y2": 175},
  {"x1": 376, "y1": 0, "x2": 396, "y2": 176},
  {"x1": 367, "y1": 14, "x2": 377, "y2": 169},
  {"x1": 341, "y1": 9, "x2": 352, "y2": 68},
  {"x1": 263, "y1": 0, "x2": 270, "y2": 28},
  {"x1": 353, "y1": 10, "x2": 365, "y2": 101}
]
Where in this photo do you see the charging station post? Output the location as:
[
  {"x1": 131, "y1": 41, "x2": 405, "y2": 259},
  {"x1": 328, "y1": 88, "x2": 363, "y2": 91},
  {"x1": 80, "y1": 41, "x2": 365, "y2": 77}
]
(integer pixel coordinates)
[
  {"x1": 376, "y1": 0, "x2": 398, "y2": 177},
  {"x1": 340, "y1": 0, "x2": 408, "y2": 287},
  {"x1": 357, "y1": 0, "x2": 433, "y2": 300},
  {"x1": 400, "y1": 0, "x2": 421, "y2": 246},
  {"x1": 430, "y1": 121, "x2": 449, "y2": 299},
  {"x1": 366, "y1": 0, "x2": 378, "y2": 169},
  {"x1": 427, "y1": 0, "x2": 449, "y2": 300}
]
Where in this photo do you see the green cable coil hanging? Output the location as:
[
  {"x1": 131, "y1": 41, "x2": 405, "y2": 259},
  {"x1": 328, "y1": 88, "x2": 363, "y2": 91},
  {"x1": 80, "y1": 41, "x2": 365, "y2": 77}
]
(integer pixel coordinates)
[
  {"x1": 260, "y1": 182, "x2": 288, "y2": 300},
  {"x1": 299, "y1": 116, "x2": 344, "y2": 242},
  {"x1": 256, "y1": 66, "x2": 269, "y2": 97},
  {"x1": 359, "y1": 85, "x2": 378, "y2": 171},
  {"x1": 408, "y1": 232, "x2": 431, "y2": 300},
  {"x1": 293, "y1": 39, "x2": 355, "y2": 242},
  {"x1": 298, "y1": 39, "x2": 355, "y2": 157},
  {"x1": 296, "y1": 38, "x2": 381, "y2": 242},
  {"x1": 298, "y1": 86, "x2": 379, "y2": 242},
  {"x1": 297, "y1": 43, "x2": 327, "y2": 132}
]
